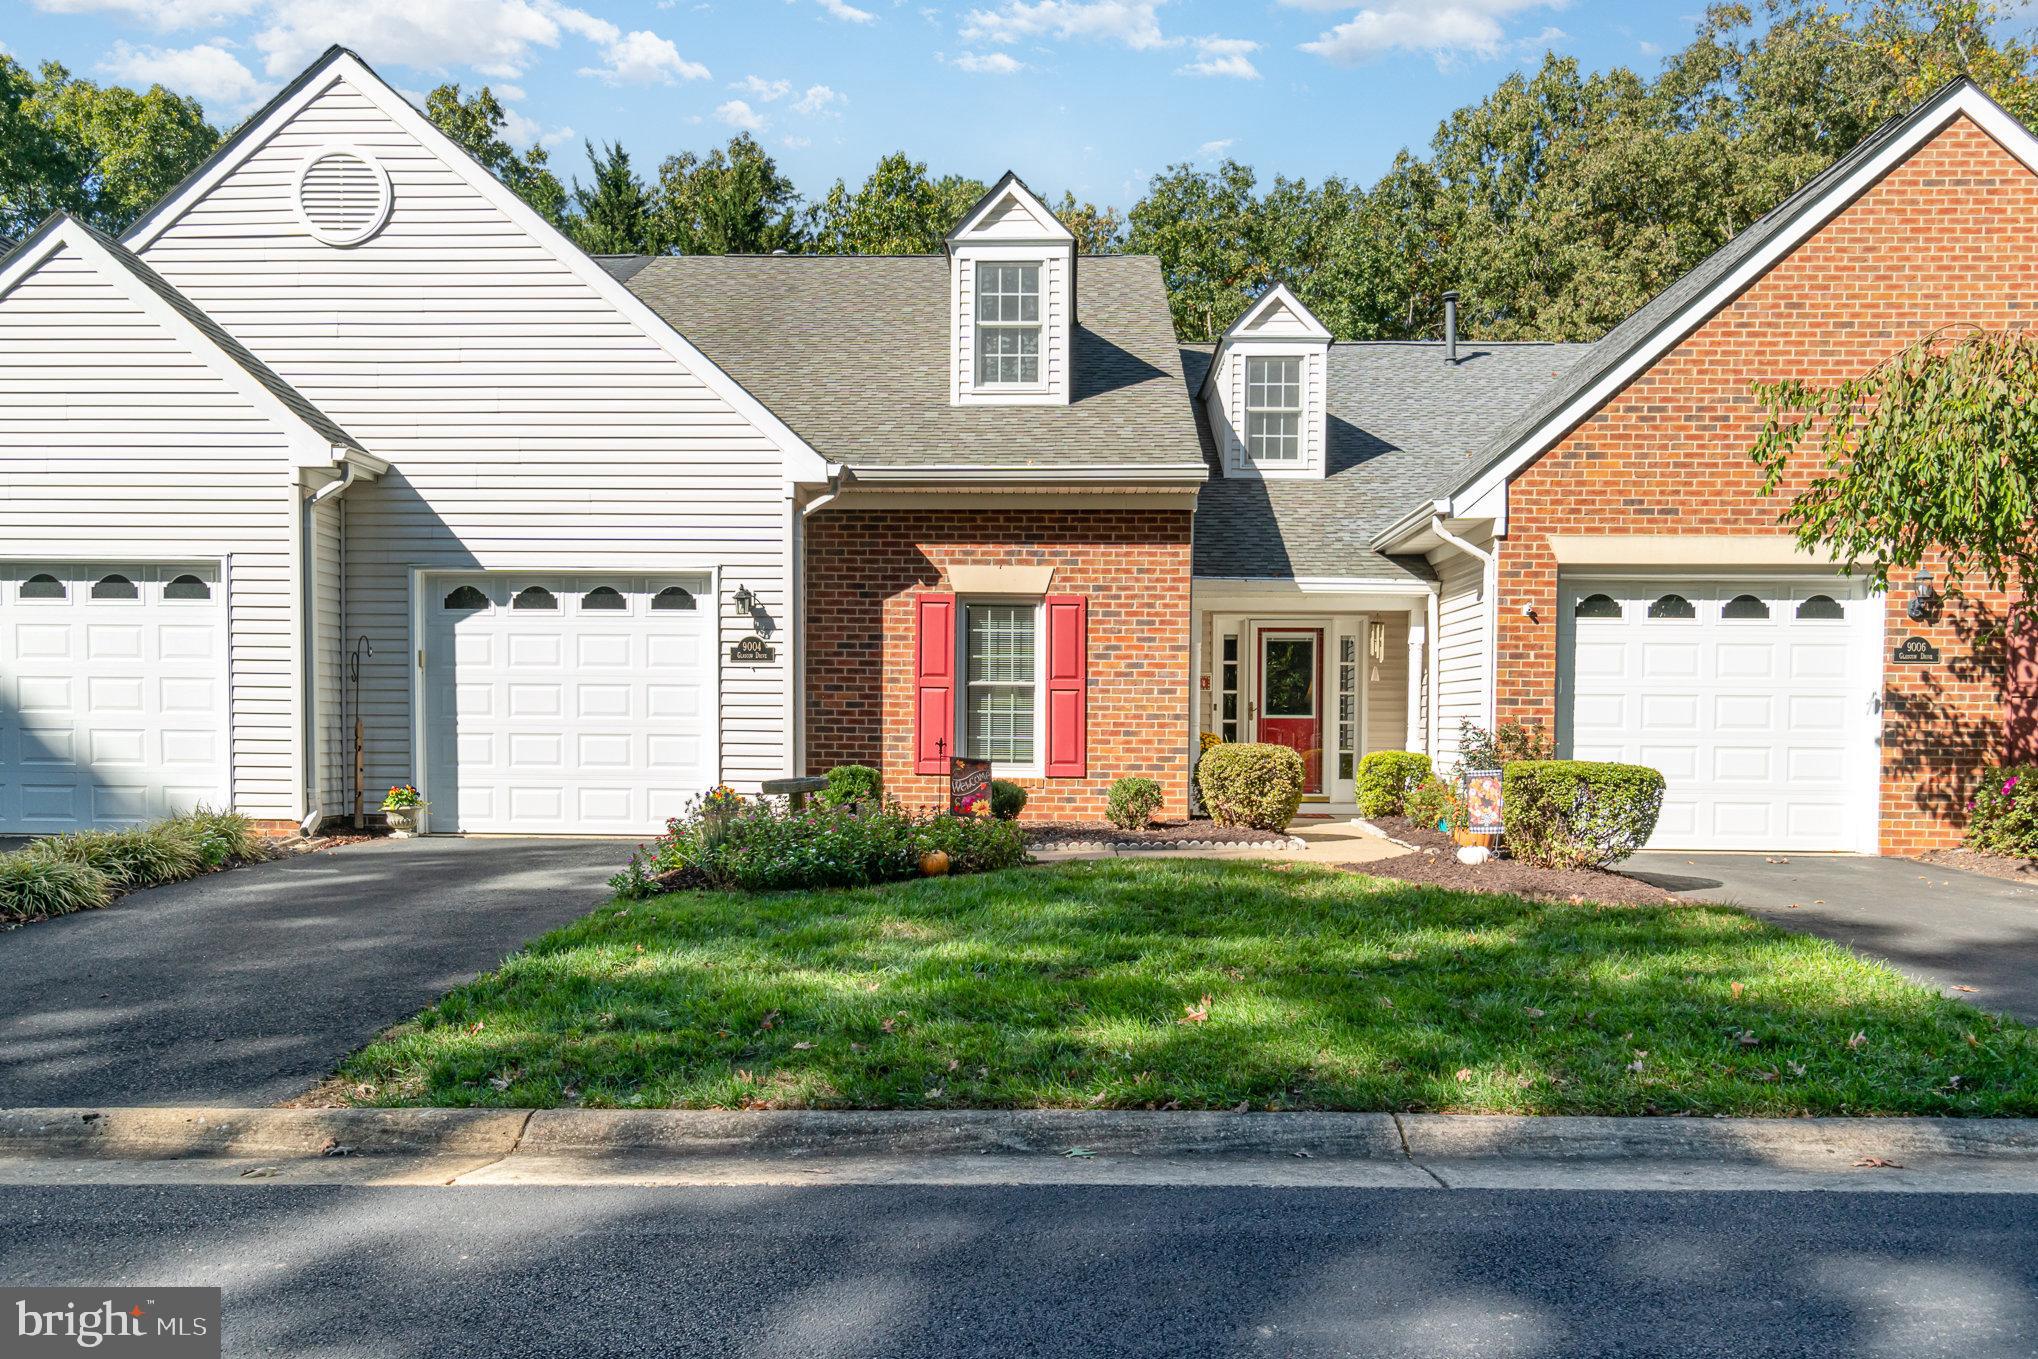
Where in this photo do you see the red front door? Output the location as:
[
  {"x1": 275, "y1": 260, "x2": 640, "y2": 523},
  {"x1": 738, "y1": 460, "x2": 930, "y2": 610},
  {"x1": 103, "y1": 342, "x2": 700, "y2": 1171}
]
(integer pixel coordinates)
[{"x1": 1257, "y1": 629, "x2": 1322, "y2": 793}]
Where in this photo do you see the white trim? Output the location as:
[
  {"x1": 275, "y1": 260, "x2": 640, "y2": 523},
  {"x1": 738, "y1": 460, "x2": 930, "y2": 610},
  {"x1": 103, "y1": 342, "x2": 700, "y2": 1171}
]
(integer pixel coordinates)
[
  {"x1": 945, "y1": 173, "x2": 1075, "y2": 247},
  {"x1": 954, "y1": 594, "x2": 1046, "y2": 779},
  {"x1": 1448, "y1": 83, "x2": 2038, "y2": 517},
  {"x1": 291, "y1": 142, "x2": 392, "y2": 247},
  {"x1": 1196, "y1": 576, "x2": 1436, "y2": 597},
  {"x1": 121, "y1": 51, "x2": 832, "y2": 486},
  {"x1": 1214, "y1": 283, "x2": 1332, "y2": 350},
  {"x1": 0, "y1": 218, "x2": 341, "y2": 467},
  {"x1": 848, "y1": 463, "x2": 1208, "y2": 484}
]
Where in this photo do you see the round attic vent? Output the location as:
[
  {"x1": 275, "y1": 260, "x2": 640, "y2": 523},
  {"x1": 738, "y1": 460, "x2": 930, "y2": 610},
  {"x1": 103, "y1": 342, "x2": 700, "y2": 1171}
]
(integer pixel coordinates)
[{"x1": 293, "y1": 146, "x2": 392, "y2": 246}]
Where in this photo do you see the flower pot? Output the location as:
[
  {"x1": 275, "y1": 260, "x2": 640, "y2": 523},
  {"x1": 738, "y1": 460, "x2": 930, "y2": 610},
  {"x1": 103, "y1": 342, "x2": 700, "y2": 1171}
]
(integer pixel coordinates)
[{"x1": 385, "y1": 804, "x2": 426, "y2": 838}]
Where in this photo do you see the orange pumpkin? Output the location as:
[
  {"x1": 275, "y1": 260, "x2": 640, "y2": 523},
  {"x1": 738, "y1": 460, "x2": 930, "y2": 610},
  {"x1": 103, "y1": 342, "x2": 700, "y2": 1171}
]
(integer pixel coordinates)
[{"x1": 920, "y1": 850, "x2": 951, "y2": 877}]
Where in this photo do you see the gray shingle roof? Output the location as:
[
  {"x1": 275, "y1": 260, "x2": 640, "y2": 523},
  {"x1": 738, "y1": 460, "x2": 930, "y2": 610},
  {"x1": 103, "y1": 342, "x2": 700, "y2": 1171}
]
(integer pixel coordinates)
[
  {"x1": 1445, "y1": 77, "x2": 1977, "y2": 505},
  {"x1": 1190, "y1": 340, "x2": 1586, "y2": 580},
  {"x1": 620, "y1": 253, "x2": 1206, "y2": 471},
  {"x1": 62, "y1": 216, "x2": 365, "y2": 454}
]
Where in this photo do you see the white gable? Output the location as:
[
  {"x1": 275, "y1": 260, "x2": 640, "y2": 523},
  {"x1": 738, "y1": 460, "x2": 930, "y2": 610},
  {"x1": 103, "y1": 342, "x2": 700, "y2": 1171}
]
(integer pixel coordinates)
[
  {"x1": 947, "y1": 172, "x2": 1075, "y2": 407},
  {"x1": 1206, "y1": 284, "x2": 1332, "y2": 481},
  {"x1": 947, "y1": 173, "x2": 1075, "y2": 246}
]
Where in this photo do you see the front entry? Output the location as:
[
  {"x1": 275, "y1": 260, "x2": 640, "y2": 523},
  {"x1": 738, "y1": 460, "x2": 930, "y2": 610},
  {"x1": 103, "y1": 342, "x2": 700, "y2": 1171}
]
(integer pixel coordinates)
[{"x1": 1257, "y1": 628, "x2": 1323, "y2": 793}]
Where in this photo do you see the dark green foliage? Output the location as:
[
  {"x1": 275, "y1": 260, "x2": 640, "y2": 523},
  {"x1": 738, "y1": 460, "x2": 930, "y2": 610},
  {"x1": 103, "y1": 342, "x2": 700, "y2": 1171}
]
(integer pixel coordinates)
[
  {"x1": 1197, "y1": 743, "x2": 1305, "y2": 831},
  {"x1": 652, "y1": 134, "x2": 802, "y2": 255},
  {"x1": 569, "y1": 140, "x2": 657, "y2": 254},
  {"x1": 167, "y1": 808, "x2": 272, "y2": 870},
  {"x1": 1966, "y1": 766, "x2": 2038, "y2": 857},
  {"x1": 1454, "y1": 719, "x2": 1554, "y2": 771},
  {"x1": 990, "y1": 779, "x2": 1029, "y2": 821},
  {"x1": 1356, "y1": 751, "x2": 1433, "y2": 817},
  {"x1": 425, "y1": 83, "x2": 567, "y2": 226},
  {"x1": 1503, "y1": 761, "x2": 1667, "y2": 868},
  {"x1": 1105, "y1": 776, "x2": 1164, "y2": 830},
  {"x1": 821, "y1": 765, "x2": 883, "y2": 810}
]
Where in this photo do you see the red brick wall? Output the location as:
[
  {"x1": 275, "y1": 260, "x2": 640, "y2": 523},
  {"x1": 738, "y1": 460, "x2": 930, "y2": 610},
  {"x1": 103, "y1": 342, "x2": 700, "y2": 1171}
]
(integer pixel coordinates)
[
  {"x1": 804, "y1": 505, "x2": 1194, "y2": 820},
  {"x1": 1494, "y1": 114, "x2": 2031, "y2": 854}
]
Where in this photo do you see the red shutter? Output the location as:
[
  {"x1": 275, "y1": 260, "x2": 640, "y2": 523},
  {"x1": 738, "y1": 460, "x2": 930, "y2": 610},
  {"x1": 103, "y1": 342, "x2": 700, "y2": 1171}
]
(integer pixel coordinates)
[
  {"x1": 2007, "y1": 612, "x2": 2038, "y2": 763},
  {"x1": 1044, "y1": 594, "x2": 1089, "y2": 778},
  {"x1": 913, "y1": 594, "x2": 956, "y2": 775}
]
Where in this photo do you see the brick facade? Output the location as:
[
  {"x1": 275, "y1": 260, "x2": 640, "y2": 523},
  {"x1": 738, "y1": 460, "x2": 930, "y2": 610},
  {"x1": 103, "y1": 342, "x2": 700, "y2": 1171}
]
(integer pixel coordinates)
[
  {"x1": 1493, "y1": 114, "x2": 2030, "y2": 853},
  {"x1": 804, "y1": 505, "x2": 1194, "y2": 820}
]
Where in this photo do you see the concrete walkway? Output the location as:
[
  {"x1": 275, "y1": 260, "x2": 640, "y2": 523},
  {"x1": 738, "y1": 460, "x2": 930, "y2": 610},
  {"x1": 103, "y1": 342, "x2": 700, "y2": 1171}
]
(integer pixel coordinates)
[
  {"x1": 1625, "y1": 851, "x2": 2038, "y2": 1022},
  {"x1": 0, "y1": 837, "x2": 620, "y2": 1107},
  {"x1": 1033, "y1": 818, "x2": 1407, "y2": 867}
]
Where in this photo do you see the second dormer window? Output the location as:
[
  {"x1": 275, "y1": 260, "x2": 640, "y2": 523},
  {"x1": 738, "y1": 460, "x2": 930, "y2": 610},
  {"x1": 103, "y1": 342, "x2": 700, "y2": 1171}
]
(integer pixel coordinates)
[
  {"x1": 1245, "y1": 356, "x2": 1303, "y2": 462},
  {"x1": 976, "y1": 262, "x2": 1041, "y2": 385}
]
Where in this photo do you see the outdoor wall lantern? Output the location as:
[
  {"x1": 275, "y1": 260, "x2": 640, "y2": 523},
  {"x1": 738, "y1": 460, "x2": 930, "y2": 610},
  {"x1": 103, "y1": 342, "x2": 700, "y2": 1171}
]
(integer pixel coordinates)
[
  {"x1": 732, "y1": 583, "x2": 758, "y2": 616},
  {"x1": 1906, "y1": 569, "x2": 1939, "y2": 623}
]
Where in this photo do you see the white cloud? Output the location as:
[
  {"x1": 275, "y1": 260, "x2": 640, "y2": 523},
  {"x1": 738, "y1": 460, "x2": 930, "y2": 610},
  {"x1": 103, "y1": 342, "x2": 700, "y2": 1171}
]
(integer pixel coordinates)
[
  {"x1": 251, "y1": 0, "x2": 588, "y2": 79},
  {"x1": 960, "y1": 0, "x2": 1172, "y2": 51},
  {"x1": 816, "y1": 0, "x2": 876, "y2": 20},
  {"x1": 781, "y1": 133, "x2": 812, "y2": 149},
  {"x1": 791, "y1": 82, "x2": 846, "y2": 115},
  {"x1": 32, "y1": 0, "x2": 262, "y2": 30},
  {"x1": 1293, "y1": 0, "x2": 1563, "y2": 64},
  {"x1": 951, "y1": 50, "x2": 1025, "y2": 73},
  {"x1": 99, "y1": 39, "x2": 264, "y2": 111},
  {"x1": 1176, "y1": 35, "x2": 1258, "y2": 78},
  {"x1": 495, "y1": 102, "x2": 573, "y2": 149},
  {"x1": 578, "y1": 29, "x2": 711, "y2": 83},
  {"x1": 733, "y1": 74, "x2": 794, "y2": 100},
  {"x1": 493, "y1": 82, "x2": 528, "y2": 100},
  {"x1": 715, "y1": 97, "x2": 767, "y2": 130},
  {"x1": 1197, "y1": 137, "x2": 1235, "y2": 157}
]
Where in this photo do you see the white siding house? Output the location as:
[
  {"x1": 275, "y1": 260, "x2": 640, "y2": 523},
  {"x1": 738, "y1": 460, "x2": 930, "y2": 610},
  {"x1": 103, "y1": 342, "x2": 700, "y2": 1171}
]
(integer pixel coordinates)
[{"x1": 105, "y1": 47, "x2": 830, "y2": 834}]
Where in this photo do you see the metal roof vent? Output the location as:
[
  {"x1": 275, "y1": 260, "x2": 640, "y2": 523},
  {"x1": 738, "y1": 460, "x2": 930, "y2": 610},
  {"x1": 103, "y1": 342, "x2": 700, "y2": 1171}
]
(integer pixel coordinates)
[{"x1": 294, "y1": 146, "x2": 392, "y2": 247}]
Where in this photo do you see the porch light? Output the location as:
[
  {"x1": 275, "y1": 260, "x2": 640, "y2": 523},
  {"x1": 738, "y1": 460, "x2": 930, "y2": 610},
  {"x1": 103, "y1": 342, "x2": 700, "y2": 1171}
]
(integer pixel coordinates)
[
  {"x1": 1906, "y1": 569, "x2": 1938, "y2": 623},
  {"x1": 732, "y1": 583, "x2": 758, "y2": 616}
]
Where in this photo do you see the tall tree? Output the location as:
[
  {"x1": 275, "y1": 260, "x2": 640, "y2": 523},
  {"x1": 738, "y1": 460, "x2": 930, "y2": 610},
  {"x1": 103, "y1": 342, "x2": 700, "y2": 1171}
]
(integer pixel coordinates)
[
  {"x1": 806, "y1": 153, "x2": 985, "y2": 254},
  {"x1": 424, "y1": 83, "x2": 566, "y2": 226},
  {"x1": 569, "y1": 140, "x2": 658, "y2": 255},
  {"x1": 1051, "y1": 191, "x2": 1125, "y2": 254},
  {"x1": 650, "y1": 134, "x2": 802, "y2": 255},
  {"x1": 0, "y1": 57, "x2": 217, "y2": 242}
]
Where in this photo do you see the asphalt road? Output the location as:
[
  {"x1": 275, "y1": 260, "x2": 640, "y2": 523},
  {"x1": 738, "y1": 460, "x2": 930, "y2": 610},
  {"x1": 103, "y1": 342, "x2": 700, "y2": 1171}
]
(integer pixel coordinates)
[
  {"x1": 0, "y1": 838, "x2": 620, "y2": 1106},
  {"x1": 3, "y1": 1183, "x2": 2035, "y2": 1357}
]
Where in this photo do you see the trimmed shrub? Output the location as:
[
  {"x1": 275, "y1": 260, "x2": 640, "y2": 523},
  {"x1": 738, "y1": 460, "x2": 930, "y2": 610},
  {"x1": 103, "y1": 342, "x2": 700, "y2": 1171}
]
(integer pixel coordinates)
[
  {"x1": 821, "y1": 764, "x2": 883, "y2": 810},
  {"x1": 1967, "y1": 766, "x2": 2038, "y2": 858},
  {"x1": 990, "y1": 779, "x2": 1029, "y2": 821},
  {"x1": 1502, "y1": 760, "x2": 1666, "y2": 869},
  {"x1": 1105, "y1": 776, "x2": 1164, "y2": 831},
  {"x1": 1355, "y1": 751, "x2": 1432, "y2": 818},
  {"x1": 0, "y1": 852, "x2": 112, "y2": 921},
  {"x1": 1197, "y1": 743, "x2": 1305, "y2": 831}
]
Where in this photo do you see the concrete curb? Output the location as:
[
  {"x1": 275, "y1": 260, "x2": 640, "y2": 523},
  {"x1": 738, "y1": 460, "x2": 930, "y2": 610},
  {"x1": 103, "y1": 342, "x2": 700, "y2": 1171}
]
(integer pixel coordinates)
[{"x1": 3, "y1": 1107, "x2": 2038, "y2": 1166}]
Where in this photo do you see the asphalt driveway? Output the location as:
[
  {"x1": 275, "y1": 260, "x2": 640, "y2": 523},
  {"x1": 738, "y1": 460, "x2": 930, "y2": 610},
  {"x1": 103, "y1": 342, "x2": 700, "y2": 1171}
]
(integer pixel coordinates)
[
  {"x1": 1625, "y1": 852, "x2": 2038, "y2": 1023},
  {"x1": 0, "y1": 837, "x2": 620, "y2": 1107}
]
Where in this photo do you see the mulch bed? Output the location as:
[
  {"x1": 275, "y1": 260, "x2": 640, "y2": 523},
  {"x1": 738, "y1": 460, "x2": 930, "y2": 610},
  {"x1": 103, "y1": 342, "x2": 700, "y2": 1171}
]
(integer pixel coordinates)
[
  {"x1": 1915, "y1": 847, "x2": 2038, "y2": 886},
  {"x1": 1024, "y1": 819, "x2": 1294, "y2": 849},
  {"x1": 1353, "y1": 816, "x2": 1682, "y2": 907}
]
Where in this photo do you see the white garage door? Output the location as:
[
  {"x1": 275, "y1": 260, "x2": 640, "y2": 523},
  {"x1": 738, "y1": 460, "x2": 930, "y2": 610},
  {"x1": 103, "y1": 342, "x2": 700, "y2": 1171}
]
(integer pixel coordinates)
[
  {"x1": 422, "y1": 574, "x2": 714, "y2": 835},
  {"x1": 0, "y1": 562, "x2": 228, "y2": 833},
  {"x1": 1557, "y1": 578, "x2": 1879, "y2": 852}
]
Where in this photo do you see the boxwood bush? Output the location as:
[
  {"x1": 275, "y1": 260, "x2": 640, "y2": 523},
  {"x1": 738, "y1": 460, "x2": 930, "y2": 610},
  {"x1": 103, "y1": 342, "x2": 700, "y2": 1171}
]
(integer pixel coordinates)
[
  {"x1": 1196, "y1": 742, "x2": 1305, "y2": 831},
  {"x1": 1355, "y1": 751, "x2": 1432, "y2": 818},
  {"x1": 990, "y1": 779, "x2": 1029, "y2": 821},
  {"x1": 1502, "y1": 760, "x2": 1665, "y2": 869},
  {"x1": 1967, "y1": 766, "x2": 2038, "y2": 858},
  {"x1": 820, "y1": 764, "x2": 883, "y2": 810},
  {"x1": 1106, "y1": 776, "x2": 1164, "y2": 830}
]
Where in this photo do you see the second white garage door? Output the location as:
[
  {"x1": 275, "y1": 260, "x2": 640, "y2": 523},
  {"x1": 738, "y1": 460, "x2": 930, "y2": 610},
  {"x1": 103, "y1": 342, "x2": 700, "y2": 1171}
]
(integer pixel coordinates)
[
  {"x1": 422, "y1": 574, "x2": 714, "y2": 835},
  {"x1": 1557, "y1": 578, "x2": 1880, "y2": 852}
]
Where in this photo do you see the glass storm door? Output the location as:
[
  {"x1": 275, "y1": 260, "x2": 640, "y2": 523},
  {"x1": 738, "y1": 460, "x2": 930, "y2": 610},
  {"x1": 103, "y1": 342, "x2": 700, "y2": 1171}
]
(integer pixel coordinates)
[{"x1": 1257, "y1": 629, "x2": 1323, "y2": 793}]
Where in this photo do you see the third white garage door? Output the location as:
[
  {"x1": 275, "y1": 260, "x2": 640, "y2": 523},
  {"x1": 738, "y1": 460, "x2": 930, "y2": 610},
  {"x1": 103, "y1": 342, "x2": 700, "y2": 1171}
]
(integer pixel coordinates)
[
  {"x1": 422, "y1": 574, "x2": 714, "y2": 835},
  {"x1": 1556, "y1": 578, "x2": 1881, "y2": 852}
]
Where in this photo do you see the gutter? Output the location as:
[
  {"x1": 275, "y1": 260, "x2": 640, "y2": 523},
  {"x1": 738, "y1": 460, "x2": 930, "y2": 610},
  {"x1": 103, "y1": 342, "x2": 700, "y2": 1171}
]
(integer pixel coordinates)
[
  {"x1": 298, "y1": 453, "x2": 365, "y2": 831},
  {"x1": 844, "y1": 463, "x2": 1209, "y2": 486}
]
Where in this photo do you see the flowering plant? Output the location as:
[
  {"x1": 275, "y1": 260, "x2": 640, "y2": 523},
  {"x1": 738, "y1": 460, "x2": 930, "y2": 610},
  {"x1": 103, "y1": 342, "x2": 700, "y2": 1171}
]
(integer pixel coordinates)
[
  {"x1": 381, "y1": 784, "x2": 423, "y2": 809},
  {"x1": 1966, "y1": 765, "x2": 2038, "y2": 858}
]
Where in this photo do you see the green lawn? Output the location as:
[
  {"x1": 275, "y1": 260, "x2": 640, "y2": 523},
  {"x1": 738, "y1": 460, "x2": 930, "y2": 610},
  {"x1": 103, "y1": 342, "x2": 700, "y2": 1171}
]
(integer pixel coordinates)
[{"x1": 336, "y1": 859, "x2": 2038, "y2": 1115}]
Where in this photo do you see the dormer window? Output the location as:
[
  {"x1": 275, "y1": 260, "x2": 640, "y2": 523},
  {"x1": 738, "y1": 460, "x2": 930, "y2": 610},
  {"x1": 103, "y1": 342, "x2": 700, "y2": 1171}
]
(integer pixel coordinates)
[
  {"x1": 975, "y1": 262, "x2": 1041, "y2": 386},
  {"x1": 1245, "y1": 356, "x2": 1303, "y2": 463}
]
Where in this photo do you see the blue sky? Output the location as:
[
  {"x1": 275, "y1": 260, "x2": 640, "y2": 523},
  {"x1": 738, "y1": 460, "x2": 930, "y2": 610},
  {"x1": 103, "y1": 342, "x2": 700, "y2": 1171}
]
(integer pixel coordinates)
[{"x1": 9, "y1": 0, "x2": 1711, "y2": 207}]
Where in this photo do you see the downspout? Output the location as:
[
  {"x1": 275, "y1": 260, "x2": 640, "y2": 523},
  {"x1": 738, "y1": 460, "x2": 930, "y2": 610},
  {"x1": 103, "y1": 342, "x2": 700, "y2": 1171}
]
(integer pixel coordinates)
[
  {"x1": 1429, "y1": 515, "x2": 1499, "y2": 737},
  {"x1": 300, "y1": 459, "x2": 359, "y2": 833}
]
